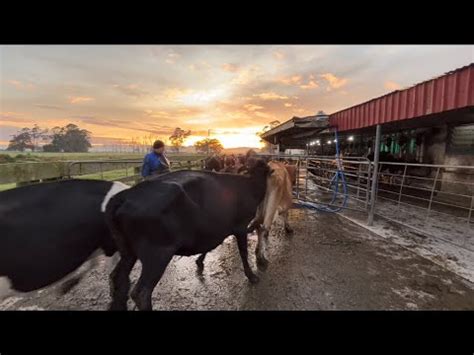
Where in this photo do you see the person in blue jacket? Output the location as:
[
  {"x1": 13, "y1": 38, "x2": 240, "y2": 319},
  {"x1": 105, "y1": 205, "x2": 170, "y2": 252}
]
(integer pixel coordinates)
[{"x1": 141, "y1": 140, "x2": 170, "y2": 179}]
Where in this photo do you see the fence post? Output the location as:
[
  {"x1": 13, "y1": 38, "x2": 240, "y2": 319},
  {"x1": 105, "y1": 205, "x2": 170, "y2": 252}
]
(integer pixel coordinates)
[
  {"x1": 468, "y1": 194, "x2": 474, "y2": 226},
  {"x1": 368, "y1": 124, "x2": 381, "y2": 226},
  {"x1": 426, "y1": 167, "x2": 441, "y2": 220},
  {"x1": 365, "y1": 160, "x2": 371, "y2": 210},
  {"x1": 296, "y1": 158, "x2": 300, "y2": 200},
  {"x1": 397, "y1": 164, "x2": 408, "y2": 210}
]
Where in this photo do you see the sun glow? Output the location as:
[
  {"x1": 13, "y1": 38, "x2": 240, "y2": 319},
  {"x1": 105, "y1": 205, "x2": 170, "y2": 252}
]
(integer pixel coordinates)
[{"x1": 183, "y1": 128, "x2": 265, "y2": 149}]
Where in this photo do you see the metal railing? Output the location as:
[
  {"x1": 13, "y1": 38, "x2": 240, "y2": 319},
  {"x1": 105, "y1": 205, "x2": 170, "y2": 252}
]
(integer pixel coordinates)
[
  {"x1": 258, "y1": 154, "x2": 474, "y2": 252},
  {"x1": 257, "y1": 154, "x2": 372, "y2": 213},
  {"x1": 371, "y1": 161, "x2": 474, "y2": 251},
  {"x1": 67, "y1": 159, "x2": 206, "y2": 184}
]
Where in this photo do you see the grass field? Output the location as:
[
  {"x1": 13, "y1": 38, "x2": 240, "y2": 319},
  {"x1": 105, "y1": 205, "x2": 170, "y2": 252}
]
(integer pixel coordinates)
[
  {"x1": 0, "y1": 151, "x2": 205, "y2": 163},
  {"x1": 0, "y1": 152, "x2": 206, "y2": 192}
]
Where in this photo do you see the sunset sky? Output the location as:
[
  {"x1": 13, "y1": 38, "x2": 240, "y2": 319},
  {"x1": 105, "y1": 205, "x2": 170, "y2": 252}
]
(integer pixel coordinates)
[{"x1": 1, "y1": 45, "x2": 473, "y2": 149}]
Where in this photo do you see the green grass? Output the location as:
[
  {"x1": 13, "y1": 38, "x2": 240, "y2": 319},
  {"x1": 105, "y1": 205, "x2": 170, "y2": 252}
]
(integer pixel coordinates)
[
  {"x1": 0, "y1": 182, "x2": 17, "y2": 192},
  {"x1": 78, "y1": 168, "x2": 134, "y2": 181},
  {"x1": 0, "y1": 151, "x2": 206, "y2": 163},
  {"x1": 0, "y1": 154, "x2": 206, "y2": 192}
]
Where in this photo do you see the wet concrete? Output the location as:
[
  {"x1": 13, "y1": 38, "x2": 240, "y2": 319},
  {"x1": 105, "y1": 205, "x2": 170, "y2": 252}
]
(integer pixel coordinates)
[{"x1": 1, "y1": 209, "x2": 474, "y2": 310}]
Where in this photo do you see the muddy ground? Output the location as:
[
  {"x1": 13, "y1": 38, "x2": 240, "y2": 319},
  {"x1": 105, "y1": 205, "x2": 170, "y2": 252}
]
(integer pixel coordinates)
[{"x1": 1, "y1": 208, "x2": 474, "y2": 310}]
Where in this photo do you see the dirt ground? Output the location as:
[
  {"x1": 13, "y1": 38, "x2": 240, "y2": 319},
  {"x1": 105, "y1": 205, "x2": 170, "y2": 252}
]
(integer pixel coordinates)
[{"x1": 1, "y1": 208, "x2": 474, "y2": 311}]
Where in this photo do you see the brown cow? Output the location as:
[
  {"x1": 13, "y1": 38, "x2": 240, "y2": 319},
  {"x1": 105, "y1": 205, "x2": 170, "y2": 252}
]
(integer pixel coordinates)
[{"x1": 248, "y1": 160, "x2": 295, "y2": 269}]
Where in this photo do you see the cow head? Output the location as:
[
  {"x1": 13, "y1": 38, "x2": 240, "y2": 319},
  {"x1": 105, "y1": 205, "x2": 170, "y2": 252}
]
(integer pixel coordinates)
[{"x1": 246, "y1": 157, "x2": 270, "y2": 177}]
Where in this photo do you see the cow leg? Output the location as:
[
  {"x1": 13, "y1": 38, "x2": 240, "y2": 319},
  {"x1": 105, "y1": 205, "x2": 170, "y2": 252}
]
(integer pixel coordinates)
[
  {"x1": 256, "y1": 226, "x2": 269, "y2": 270},
  {"x1": 282, "y1": 210, "x2": 294, "y2": 235},
  {"x1": 131, "y1": 246, "x2": 175, "y2": 311},
  {"x1": 196, "y1": 253, "x2": 206, "y2": 276},
  {"x1": 235, "y1": 232, "x2": 259, "y2": 284},
  {"x1": 108, "y1": 254, "x2": 137, "y2": 311}
]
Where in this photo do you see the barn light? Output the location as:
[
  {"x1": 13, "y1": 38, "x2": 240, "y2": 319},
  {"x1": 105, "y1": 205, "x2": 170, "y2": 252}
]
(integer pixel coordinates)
[
  {"x1": 327, "y1": 140, "x2": 332, "y2": 144},
  {"x1": 316, "y1": 140, "x2": 321, "y2": 145},
  {"x1": 348, "y1": 136, "x2": 354, "y2": 141},
  {"x1": 333, "y1": 139, "x2": 337, "y2": 143}
]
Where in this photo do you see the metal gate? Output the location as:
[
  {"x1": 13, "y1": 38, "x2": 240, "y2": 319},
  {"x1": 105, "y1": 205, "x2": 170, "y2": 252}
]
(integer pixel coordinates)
[{"x1": 258, "y1": 154, "x2": 474, "y2": 252}]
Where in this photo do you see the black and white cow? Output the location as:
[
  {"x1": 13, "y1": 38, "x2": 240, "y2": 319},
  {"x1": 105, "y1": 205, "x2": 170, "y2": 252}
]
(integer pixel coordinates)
[
  {"x1": 105, "y1": 159, "x2": 270, "y2": 311},
  {"x1": 0, "y1": 179, "x2": 129, "y2": 300}
]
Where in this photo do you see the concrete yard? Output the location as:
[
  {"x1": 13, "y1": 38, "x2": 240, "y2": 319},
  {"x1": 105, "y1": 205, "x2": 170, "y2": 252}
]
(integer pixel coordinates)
[{"x1": 1, "y1": 208, "x2": 473, "y2": 311}]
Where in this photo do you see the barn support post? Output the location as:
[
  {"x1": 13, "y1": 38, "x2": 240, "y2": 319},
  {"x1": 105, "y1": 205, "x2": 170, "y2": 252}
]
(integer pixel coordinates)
[{"x1": 368, "y1": 124, "x2": 381, "y2": 226}]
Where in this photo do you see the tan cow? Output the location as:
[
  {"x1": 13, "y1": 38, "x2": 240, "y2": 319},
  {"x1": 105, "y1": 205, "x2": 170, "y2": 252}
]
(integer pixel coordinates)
[{"x1": 248, "y1": 160, "x2": 296, "y2": 269}]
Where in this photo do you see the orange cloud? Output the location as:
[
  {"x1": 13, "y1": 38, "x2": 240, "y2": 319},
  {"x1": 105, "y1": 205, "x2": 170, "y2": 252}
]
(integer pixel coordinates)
[
  {"x1": 279, "y1": 75, "x2": 302, "y2": 85},
  {"x1": 7, "y1": 80, "x2": 35, "y2": 90},
  {"x1": 222, "y1": 63, "x2": 240, "y2": 72},
  {"x1": 384, "y1": 81, "x2": 402, "y2": 90},
  {"x1": 284, "y1": 102, "x2": 293, "y2": 107},
  {"x1": 69, "y1": 96, "x2": 94, "y2": 104},
  {"x1": 300, "y1": 79, "x2": 319, "y2": 90},
  {"x1": 321, "y1": 73, "x2": 348, "y2": 90},
  {"x1": 244, "y1": 104, "x2": 264, "y2": 112},
  {"x1": 253, "y1": 92, "x2": 288, "y2": 100}
]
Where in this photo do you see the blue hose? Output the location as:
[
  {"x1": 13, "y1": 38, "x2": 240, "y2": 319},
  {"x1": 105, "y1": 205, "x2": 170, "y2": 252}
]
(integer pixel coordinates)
[{"x1": 294, "y1": 129, "x2": 348, "y2": 213}]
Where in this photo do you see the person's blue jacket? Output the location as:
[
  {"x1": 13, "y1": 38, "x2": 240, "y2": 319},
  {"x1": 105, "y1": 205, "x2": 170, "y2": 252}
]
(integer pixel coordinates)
[{"x1": 141, "y1": 152, "x2": 170, "y2": 178}]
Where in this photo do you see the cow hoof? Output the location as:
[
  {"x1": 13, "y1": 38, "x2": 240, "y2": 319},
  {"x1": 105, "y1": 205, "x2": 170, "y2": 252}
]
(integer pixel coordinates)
[
  {"x1": 248, "y1": 274, "x2": 260, "y2": 284},
  {"x1": 256, "y1": 258, "x2": 269, "y2": 271}
]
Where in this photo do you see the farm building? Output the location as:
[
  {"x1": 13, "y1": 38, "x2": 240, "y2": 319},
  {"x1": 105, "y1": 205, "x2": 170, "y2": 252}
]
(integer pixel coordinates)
[
  {"x1": 261, "y1": 63, "x2": 474, "y2": 253},
  {"x1": 262, "y1": 63, "x2": 474, "y2": 166}
]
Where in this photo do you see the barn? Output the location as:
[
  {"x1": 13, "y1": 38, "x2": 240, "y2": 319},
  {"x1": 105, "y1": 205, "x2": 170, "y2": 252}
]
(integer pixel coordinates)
[{"x1": 261, "y1": 63, "x2": 474, "y2": 251}]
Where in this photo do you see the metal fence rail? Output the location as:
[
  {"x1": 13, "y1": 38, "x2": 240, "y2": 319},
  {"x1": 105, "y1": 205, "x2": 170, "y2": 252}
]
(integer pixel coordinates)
[
  {"x1": 67, "y1": 158, "x2": 206, "y2": 184},
  {"x1": 258, "y1": 153, "x2": 473, "y2": 252}
]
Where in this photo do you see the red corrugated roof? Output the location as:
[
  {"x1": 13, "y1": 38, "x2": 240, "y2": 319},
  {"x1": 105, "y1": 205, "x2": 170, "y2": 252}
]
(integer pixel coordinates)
[{"x1": 329, "y1": 63, "x2": 474, "y2": 132}]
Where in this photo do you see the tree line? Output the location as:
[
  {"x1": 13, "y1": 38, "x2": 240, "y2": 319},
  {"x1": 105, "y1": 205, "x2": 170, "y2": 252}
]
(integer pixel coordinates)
[
  {"x1": 7, "y1": 124, "x2": 92, "y2": 152},
  {"x1": 6, "y1": 120, "x2": 277, "y2": 154}
]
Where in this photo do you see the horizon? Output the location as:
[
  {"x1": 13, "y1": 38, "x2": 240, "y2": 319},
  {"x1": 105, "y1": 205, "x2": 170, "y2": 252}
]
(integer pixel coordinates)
[{"x1": 1, "y1": 45, "x2": 473, "y2": 150}]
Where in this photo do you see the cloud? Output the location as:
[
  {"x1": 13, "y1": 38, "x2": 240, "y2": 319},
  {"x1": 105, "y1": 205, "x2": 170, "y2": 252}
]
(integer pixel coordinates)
[
  {"x1": 284, "y1": 102, "x2": 293, "y2": 107},
  {"x1": 185, "y1": 117, "x2": 212, "y2": 125},
  {"x1": 278, "y1": 75, "x2": 303, "y2": 85},
  {"x1": 221, "y1": 63, "x2": 240, "y2": 72},
  {"x1": 253, "y1": 92, "x2": 288, "y2": 101},
  {"x1": 231, "y1": 65, "x2": 263, "y2": 85},
  {"x1": 384, "y1": 81, "x2": 402, "y2": 91},
  {"x1": 34, "y1": 104, "x2": 64, "y2": 110},
  {"x1": 300, "y1": 79, "x2": 319, "y2": 90},
  {"x1": 78, "y1": 116, "x2": 173, "y2": 136},
  {"x1": 320, "y1": 73, "x2": 348, "y2": 90},
  {"x1": 145, "y1": 110, "x2": 169, "y2": 118},
  {"x1": 165, "y1": 50, "x2": 181, "y2": 64},
  {"x1": 69, "y1": 96, "x2": 94, "y2": 104},
  {"x1": 188, "y1": 62, "x2": 212, "y2": 71},
  {"x1": 244, "y1": 104, "x2": 264, "y2": 112},
  {"x1": 113, "y1": 84, "x2": 149, "y2": 98},
  {"x1": 273, "y1": 50, "x2": 285, "y2": 60},
  {"x1": 7, "y1": 80, "x2": 36, "y2": 90},
  {"x1": 160, "y1": 88, "x2": 192, "y2": 101}
]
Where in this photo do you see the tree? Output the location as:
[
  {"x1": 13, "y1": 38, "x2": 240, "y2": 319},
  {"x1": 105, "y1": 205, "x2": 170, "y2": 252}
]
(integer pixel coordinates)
[
  {"x1": 169, "y1": 127, "x2": 191, "y2": 153},
  {"x1": 194, "y1": 138, "x2": 224, "y2": 155},
  {"x1": 256, "y1": 120, "x2": 280, "y2": 152},
  {"x1": 7, "y1": 128, "x2": 34, "y2": 152},
  {"x1": 48, "y1": 124, "x2": 92, "y2": 152},
  {"x1": 30, "y1": 124, "x2": 49, "y2": 151}
]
